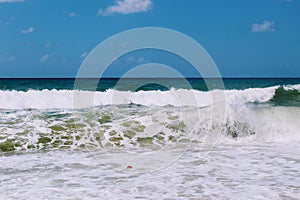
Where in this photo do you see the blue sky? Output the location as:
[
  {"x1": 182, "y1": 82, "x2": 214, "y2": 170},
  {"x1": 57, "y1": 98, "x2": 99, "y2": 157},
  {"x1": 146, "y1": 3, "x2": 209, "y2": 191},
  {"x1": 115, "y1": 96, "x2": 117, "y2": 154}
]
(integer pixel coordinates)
[{"x1": 0, "y1": 0, "x2": 300, "y2": 77}]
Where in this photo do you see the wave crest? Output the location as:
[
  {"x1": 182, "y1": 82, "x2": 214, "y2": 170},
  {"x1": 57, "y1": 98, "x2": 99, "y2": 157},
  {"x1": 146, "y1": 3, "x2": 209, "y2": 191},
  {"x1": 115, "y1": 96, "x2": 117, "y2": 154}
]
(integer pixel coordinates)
[{"x1": 0, "y1": 85, "x2": 294, "y2": 109}]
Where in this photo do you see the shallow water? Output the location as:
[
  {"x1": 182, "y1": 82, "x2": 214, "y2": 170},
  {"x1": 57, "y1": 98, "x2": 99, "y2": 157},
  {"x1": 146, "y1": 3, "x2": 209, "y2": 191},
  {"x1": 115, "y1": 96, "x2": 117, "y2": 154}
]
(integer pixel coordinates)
[{"x1": 1, "y1": 141, "x2": 299, "y2": 199}]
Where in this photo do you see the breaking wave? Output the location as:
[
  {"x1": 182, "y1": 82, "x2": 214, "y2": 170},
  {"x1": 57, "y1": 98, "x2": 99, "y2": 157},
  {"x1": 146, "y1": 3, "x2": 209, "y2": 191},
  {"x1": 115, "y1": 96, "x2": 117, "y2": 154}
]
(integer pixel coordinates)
[
  {"x1": 0, "y1": 85, "x2": 300, "y2": 152},
  {"x1": 1, "y1": 85, "x2": 296, "y2": 109}
]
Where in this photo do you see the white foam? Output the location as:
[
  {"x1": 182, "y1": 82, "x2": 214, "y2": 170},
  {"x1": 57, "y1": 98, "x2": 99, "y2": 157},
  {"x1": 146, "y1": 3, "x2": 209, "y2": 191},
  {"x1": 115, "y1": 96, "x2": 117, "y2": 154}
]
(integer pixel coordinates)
[
  {"x1": 245, "y1": 106, "x2": 300, "y2": 142},
  {"x1": 284, "y1": 84, "x2": 300, "y2": 90},
  {"x1": 0, "y1": 86, "x2": 280, "y2": 110}
]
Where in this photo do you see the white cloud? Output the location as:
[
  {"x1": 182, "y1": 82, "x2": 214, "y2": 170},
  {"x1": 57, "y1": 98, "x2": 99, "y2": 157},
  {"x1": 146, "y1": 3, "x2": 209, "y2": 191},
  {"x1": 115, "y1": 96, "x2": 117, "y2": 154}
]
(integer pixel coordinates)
[
  {"x1": 20, "y1": 26, "x2": 34, "y2": 34},
  {"x1": 127, "y1": 56, "x2": 145, "y2": 63},
  {"x1": 137, "y1": 57, "x2": 144, "y2": 63},
  {"x1": 4, "y1": 16, "x2": 16, "y2": 26},
  {"x1": 40, "y1": 54, "x2": 51, "y2": 63},
  {"x1": 80, "y1": 52, "x2": 87, "y2": 58},
  {"x1": 44, "y1": 42, "x2": 55, "y2": 49},
  {"x1": 0, "y1": 54, "x2": 15, "y2": 62},
  {"x1": 68, "y1": 12, "x2": 78, "y2": 17},
  {"x1": 98, "y1": 0, "x2": 152, "y2": 16},
  {"x1": 252, "y1": 20, "x2": 275, "y2": 32},
  {"x1": 0, "y1": 0, "x2": 23, "y2": 3}
]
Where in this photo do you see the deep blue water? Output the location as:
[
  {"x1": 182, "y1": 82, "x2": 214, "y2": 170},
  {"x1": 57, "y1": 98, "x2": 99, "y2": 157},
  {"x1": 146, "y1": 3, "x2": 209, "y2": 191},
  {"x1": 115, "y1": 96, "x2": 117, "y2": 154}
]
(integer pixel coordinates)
[{"x1": 0, "y1": 78, "x2": 299, "y2": 91}]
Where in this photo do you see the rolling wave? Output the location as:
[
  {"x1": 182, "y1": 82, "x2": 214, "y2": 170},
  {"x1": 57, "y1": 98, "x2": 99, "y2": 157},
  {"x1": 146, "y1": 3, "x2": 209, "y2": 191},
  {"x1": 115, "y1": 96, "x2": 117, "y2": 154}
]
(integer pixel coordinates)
[
  {"x1": 0, "y1": 85, "x2": 299, "y2": 152},
  {"x1": 270, "y1": 86, "x2": 300, "y2": 106},
  {"x1": 1, "y1": 85, "x2": 296, "y2": 109}
]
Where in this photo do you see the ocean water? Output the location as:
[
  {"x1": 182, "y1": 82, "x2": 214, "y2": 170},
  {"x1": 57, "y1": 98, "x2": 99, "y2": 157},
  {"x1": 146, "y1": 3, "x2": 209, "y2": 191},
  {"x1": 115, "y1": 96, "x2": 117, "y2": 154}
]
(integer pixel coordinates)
[{"x1": 0, "y1": 78, "x2": 300, "y2": 199}]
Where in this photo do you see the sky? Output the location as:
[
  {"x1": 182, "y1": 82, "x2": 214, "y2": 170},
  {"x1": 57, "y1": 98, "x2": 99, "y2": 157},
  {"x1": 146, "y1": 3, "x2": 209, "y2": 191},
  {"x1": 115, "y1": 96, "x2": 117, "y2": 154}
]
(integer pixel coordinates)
[{"x1": 0, "y1": 0, "x2": 300, "y2": 78}]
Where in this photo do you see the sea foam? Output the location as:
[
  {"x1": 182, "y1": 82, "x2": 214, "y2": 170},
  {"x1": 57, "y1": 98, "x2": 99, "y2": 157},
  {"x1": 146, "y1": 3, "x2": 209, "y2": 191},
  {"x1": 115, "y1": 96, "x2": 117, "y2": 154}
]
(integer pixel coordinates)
[{"x1": 0, "y1": 85, "x2": 283, "y2": 109}]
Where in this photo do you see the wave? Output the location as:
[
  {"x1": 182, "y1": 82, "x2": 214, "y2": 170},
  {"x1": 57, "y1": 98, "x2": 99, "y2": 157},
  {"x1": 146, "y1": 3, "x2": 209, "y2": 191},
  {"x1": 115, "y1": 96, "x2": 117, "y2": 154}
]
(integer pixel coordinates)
[
  {"x1": 0, "y1": 85, "x2": 300, "y2": 152},
  {"x1": 1, "y1": 85, "x2": 298, "y2": 109},
  {"x1": 269, "y1": 86, "x2": 300, "y2": 106},
  {"x1": 0, "y1": 100, "x2": 300, "y2": 152},
  {"x1": 1, "y1": 105, "x2": 299, "y2": 152}
]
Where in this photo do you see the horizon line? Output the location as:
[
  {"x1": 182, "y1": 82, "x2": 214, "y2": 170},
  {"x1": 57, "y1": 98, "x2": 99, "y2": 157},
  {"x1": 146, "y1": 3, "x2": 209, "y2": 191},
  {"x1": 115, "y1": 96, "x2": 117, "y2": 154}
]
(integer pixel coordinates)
[{"x1": 0, "y1": 77, "x2": 300, "y2": 79}]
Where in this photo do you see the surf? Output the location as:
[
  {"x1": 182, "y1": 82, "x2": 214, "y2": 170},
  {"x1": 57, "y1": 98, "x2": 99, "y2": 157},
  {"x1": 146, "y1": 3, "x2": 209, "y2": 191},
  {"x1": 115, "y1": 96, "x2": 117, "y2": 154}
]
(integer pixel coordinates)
[{"x1": 0, "y1": 85, "x2": 296, "y2": 109}]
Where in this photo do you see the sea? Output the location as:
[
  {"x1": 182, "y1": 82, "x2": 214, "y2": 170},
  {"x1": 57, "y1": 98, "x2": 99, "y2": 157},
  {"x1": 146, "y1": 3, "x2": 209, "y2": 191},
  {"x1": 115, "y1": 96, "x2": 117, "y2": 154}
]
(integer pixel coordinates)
[{"x1": 0, "y1": 78, "x2": 300, "y2": 199}]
